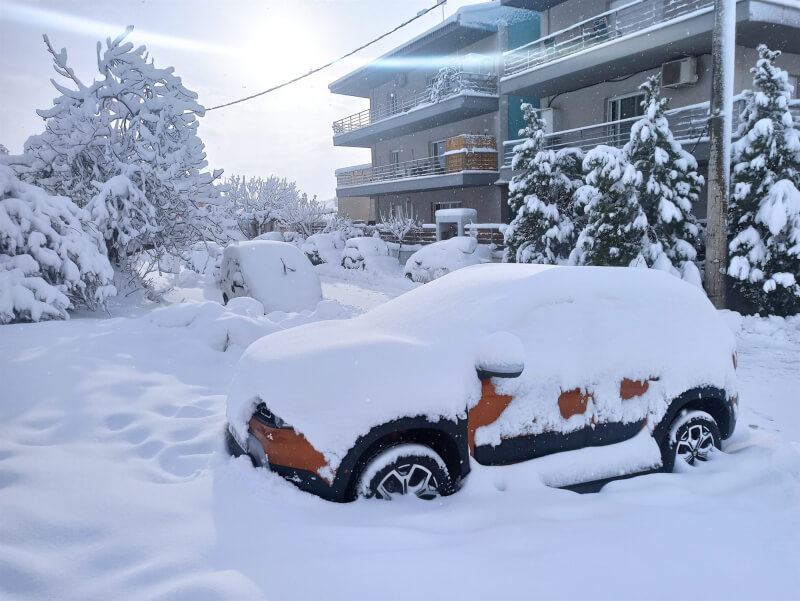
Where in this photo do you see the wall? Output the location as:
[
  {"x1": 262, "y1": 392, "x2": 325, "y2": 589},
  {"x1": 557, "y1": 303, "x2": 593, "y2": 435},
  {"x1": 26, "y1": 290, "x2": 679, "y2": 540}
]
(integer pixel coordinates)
[{"x1": 337, "y1": 196, "x2": 376, "y2": 223}]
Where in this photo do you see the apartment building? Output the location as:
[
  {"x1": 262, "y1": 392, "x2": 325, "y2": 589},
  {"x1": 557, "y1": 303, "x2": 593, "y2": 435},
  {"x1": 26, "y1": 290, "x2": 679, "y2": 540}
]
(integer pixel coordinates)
[{"x1": 331, "y1": 0, "x2": 800, "y2": 225}]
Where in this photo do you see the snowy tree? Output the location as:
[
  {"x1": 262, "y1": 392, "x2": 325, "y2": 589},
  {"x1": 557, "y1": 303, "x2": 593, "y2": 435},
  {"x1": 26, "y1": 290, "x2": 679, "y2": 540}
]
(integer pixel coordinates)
[
  {"x1": 572, "y1": 145, "x2": 648, "y2": 267},
  {"x1": 223, "y1": 175, "x2": 304, "y2": 239},
  {"x1": 624, "y1": 74, "x2": 703, "y2": 283},
  {"x1": 728, "y1": 45, "x2": 800, "y2": 315},
  {"x1": 379, "y1": 207, "x2": 420, "y2": 254},
  {"x1": 504, "y1": 103, "x2": 583, "y2": 264},
  {"x1": 277, "y1": 194, "x2": 327, "y2": 238},
  {"x1": 324, "y1": 215, "x2": 364, "y2": 240},
  {"x1": 0, "y1": 166, "x2": 115, "y2": 323},
  {"x1": 20, "y1": 28, "x2": 222, "y2": 267},
  {"x1": 0, "y1": 144, "x2": 8, "y2": 156}
]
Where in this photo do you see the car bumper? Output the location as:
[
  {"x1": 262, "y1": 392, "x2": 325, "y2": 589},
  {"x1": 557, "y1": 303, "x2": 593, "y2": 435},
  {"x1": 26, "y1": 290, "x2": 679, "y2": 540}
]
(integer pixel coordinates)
[{"x1": 224, "y1": 423, "x2": 346, "y2": 502}]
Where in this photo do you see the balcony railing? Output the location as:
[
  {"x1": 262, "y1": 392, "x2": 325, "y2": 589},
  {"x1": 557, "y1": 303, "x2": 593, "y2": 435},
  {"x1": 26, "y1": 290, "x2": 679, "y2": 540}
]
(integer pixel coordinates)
[
  {"x1": 503, "y1": 0, "x2": 714, "y2": 78},
  {"x1": 332, "y1": 71, "x2": 498, "y2": 135},
  {"x1": 502, "y1": 99, "x2": 800, "y2": 167},
  {"x1": 337, "y1": 135, "x2": 497, "y2": 188}
]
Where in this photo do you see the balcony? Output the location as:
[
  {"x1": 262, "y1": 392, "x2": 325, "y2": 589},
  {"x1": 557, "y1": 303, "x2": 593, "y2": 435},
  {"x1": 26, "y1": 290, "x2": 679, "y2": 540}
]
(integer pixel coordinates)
[
  {"x1": 500, "y1": 99, "x2": 800, "y2": 170},
  {"x1": 332, "y1": 72, "x2": 499, "y2": 147},
  {"x1": 336, "y1": 135, "x2": 498, "y2": 197},
  {"x1": 501, "y1": 0, "x2": 800, "y2": 98}
]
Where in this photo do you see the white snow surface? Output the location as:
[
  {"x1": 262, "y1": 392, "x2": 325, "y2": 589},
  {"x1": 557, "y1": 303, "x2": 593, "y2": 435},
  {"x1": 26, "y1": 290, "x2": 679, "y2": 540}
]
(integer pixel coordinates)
[
  {"x1": 0, "y1": 264, "x2": 798, "y2": 601},
  {"x1": 228, "y1": 264, "x2": 736, "y2": 469}
]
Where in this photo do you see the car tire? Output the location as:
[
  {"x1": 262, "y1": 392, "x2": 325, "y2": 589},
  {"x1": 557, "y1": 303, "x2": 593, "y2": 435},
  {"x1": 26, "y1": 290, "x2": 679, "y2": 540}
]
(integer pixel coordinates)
[
  {"x1": 662, "y1": 410, "x2": 721, "y2": 472},
  {"x1": 358, "y1": 443, "x2": 453, "y2": 501}
]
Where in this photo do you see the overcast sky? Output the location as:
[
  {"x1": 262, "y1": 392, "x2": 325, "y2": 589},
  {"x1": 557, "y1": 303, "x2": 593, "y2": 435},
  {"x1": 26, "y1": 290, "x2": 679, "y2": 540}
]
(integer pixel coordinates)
[{"x1": 0, "y1": 0, "x2": 487, "y2": 202}]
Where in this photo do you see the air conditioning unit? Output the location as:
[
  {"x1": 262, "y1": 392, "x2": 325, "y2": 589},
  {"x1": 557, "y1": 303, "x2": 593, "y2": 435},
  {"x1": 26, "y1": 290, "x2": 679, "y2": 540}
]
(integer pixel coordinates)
[
  {"x1": 394, "y1": 72, "x2": 407, "y2": 87},
  {"x1": 661, "y1": 57, "x2": 698, "y2": 88},
  {"x1": 537, "y1": 107, "x2": 559, "y2": 135}
]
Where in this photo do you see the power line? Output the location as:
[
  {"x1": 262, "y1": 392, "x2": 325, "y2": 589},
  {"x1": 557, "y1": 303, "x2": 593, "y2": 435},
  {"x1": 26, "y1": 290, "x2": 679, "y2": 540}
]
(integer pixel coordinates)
[{"x1": 202, "y1": 1, "x2": 447, "y2": 113}]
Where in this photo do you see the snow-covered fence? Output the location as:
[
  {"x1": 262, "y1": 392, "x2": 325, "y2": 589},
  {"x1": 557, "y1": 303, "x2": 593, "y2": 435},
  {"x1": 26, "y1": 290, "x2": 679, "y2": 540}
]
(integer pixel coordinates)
[{"x1": 376, "y1": 223, "x2": 506, "y2": 250}]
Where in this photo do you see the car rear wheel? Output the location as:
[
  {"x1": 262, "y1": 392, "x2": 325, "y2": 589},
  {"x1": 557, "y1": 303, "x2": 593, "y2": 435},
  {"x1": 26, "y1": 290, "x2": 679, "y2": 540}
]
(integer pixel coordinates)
[
  {"x1": 358, "y1": 444, "x2": 452, "y2": 501},
  {"x1": 663, "y1": 410, "x2": 721, "y2": 472}
]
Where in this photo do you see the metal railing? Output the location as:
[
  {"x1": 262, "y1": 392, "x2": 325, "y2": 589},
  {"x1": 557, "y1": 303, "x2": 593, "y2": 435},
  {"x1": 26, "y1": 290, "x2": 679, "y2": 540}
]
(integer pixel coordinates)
[
  {"x1": 503, "y1": 0, "x2": 713, "y2": 78},
  {"x1": 502, "y1": 99, "x2": 800, "y2": 167},
  {"x1": 332, "y1": 71, "x2": 498, "y2": 135},
  {"x1": 336, "y1": 156, "x2": 447, "y2": 187}
]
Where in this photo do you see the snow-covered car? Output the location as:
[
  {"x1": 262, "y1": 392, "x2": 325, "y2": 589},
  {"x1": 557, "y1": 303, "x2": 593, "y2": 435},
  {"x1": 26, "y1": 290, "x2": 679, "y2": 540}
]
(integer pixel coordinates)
[
  {"x1": 226, "y1": 264, "x2": 737, "y2": 502},
  {"x1": 341, "y1": 236, "x2": 389, "y2": 269},
  {"x1": 188, "y1": 241, "x2": 222, "y2": 275},
  {"x1": 254, "y1": 232, "x2": 285, "y2": 242},
  {"x1": 301, "y1": 232, "x2": 345, "y2": 266},
  {"x1": 404, "y1": 236, "x2": 490, "y2": 283},
  {"x1": 218, "y1": 240, "x2": 322, "y2": 312}
]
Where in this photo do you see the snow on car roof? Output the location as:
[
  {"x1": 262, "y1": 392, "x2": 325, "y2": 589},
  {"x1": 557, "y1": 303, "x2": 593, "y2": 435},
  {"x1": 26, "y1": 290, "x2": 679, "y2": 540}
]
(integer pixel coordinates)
[{"x1": 227, "y1": 264, "x2": 736, "y2": 469}]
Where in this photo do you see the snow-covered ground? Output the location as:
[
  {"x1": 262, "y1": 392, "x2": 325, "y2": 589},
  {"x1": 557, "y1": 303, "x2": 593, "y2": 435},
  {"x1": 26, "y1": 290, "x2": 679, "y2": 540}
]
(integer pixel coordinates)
[{"x1": 1, "y1": 266, "x2": 799, "y2": 601}]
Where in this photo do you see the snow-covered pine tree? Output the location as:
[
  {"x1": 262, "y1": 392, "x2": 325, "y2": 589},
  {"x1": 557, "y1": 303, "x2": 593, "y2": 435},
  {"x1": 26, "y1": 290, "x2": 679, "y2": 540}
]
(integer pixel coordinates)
[
  {"x1": 504, "y1": 103, "x2": 583, "y2": 264},
  {"x1": 0, "y1": 166, "x2": 115, "y2": 323},
  {"x1": 624, "y1": 74, "x2": 703, "y2": 284},
  {"x1": 728, "y1": 44, "x2": 800, "y2": 315},
  {"x1": 572, "y1": 145, "x2": 648, "y2": 267},
  {"x1": 21, "y1": 28, "x2": 222, "y2": 267}
]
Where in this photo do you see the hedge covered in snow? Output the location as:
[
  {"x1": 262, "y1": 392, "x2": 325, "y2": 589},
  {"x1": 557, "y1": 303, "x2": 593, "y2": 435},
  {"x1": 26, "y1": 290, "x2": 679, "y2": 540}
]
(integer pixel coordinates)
[{"x1": 0, "y1": 166, "x2": 115, "y2": 324}]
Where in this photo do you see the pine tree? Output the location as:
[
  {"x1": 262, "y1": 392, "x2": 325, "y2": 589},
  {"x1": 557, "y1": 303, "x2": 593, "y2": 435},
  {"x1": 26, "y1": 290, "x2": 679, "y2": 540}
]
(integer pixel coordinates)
[
  {"x1": 573, "y1": 145, "x2": 648, "y2": 267},
  {"x1": 20, "y1": 28, "x2": 223, "y2": 267},
  {"x1": 624, "y1": 74, "x2": 703, "y2": 283},
  {"x1": 504, "y1": 103, "x2": 583, "y2": 264},
  {"x1": 728, "y1": 44, "x2": 800, "y2": 315}
]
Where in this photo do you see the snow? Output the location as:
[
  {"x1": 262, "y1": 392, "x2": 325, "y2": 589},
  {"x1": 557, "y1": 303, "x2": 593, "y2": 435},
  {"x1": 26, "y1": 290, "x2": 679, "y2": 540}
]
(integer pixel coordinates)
[
  {"x1": 219, "y1": 240, "x2": 322, "y2": 313},
  {"x1": 341, "y1": 236, "x2": 390, "y2": 270},
  {"x1": 0, "y1": 265, "x2": 798, "y2": 600},
  {"x1": 301, "y1": 231, "x2": 345, "y2": 266},
  {"x1": 228, "y1": 264, "x2": 735, "y2": 470},
  {"x1": 403, "y1": 236, "x2": 488, "y2": 283}
]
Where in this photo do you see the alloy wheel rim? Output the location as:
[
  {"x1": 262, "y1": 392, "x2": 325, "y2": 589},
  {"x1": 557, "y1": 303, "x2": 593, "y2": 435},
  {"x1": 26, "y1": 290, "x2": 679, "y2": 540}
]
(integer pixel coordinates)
[
  {"x1": 676, "y1": 423, "x2": 715, "y2": 465},
  {"x1": 375, "y1": 462, "x2": 440, "y2": 500}
]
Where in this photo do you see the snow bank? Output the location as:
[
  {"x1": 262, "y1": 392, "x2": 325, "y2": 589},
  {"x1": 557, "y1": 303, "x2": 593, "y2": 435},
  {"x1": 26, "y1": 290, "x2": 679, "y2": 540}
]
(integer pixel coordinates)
[
  {"x1": 219, "y1": 241, "x2": 322, "y2": 312},
  {"x1": 228, "y1": 264, "x2": 736, "y2": 469},
  {"x1": 149, "y1": 298, "x2": 347, "y2": 352},
  {"x1": 403, "y1": 236, "x2": 489, "y2": 283}
]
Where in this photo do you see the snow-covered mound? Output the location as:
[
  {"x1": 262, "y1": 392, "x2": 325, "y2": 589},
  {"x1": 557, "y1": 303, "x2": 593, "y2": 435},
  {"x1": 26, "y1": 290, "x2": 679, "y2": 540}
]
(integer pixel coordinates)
[
  {"x1": 188, "y1": 241, "x2": 222, "y2": 275},
  {"x1": 403, "y1": 236, "x2": 489, "y2": 283},
  {"x1": 219, "y1": 240, "x2": 322, "y2": 312},
  {"x1": 302, "y1": 232, "x2": 345, "y2": 266},
  {"x1": 228, "y1": 264, "x2": 736, "y2": 468},
  {"x1": 341, "y1": 236, "x2": 389, "y2": 270}
]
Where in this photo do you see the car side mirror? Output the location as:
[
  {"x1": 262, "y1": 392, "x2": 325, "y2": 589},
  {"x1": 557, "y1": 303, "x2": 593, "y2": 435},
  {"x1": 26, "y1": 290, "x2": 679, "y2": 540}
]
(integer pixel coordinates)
[{"x1": 475, "y1": 331, "x2": 524, "y2": 380}]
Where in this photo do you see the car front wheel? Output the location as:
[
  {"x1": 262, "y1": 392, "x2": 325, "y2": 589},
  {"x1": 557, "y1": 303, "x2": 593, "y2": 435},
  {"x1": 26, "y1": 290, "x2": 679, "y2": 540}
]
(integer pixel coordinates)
[
  {"x1": 358, "y1": 444, "x2": 453, "y2": 501},
  {"x1": 663, "y1": 410, "x2": 721, "y2": 471}
]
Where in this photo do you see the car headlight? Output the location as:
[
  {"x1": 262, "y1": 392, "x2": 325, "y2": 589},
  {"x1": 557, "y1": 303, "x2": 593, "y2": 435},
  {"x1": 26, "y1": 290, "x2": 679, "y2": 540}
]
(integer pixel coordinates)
[{"x1": 254, "y1": 402, "x2": 293, "y2": 430}]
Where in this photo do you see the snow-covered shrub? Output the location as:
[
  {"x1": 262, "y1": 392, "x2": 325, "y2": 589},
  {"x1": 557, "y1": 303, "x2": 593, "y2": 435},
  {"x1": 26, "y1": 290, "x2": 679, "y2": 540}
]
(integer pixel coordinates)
[
  {"x1": 0, "y1": 166, "x2": 115, "y2": 323},
  {"x1": 728, "y1": 45, "x2": 800, "y2": 316},
  {"x1": 504, "y1": 103, "x2": 583, "y2": 265},
  {"x1": 341, "y1": 236, "x2": 389, "y2": 270},
  {"x1": 404, "y1": 236, "x2": 488, "y2": 283},
  {"x1": 572, "y1": 146, "x2": 647, "y2": 267},
  {"x1": 302, "y1": 232, "x2": 345, "y2": 266},
  {"x1": 624, "y1": 75, "x2": 703, "y2": 283},
  {"x1": 324, "y1": 215, "x2": 364, "y2": 240},
  {"x1": 218, "y1": 241, "x2": 322, "y2": 312},
  {"x1": 19, "y1": 28, "x2": 222, "y2": 267},
  {"x1": 254, "y1": 232, "x2": 285, "y2": 242},
  {"x1": 428, "y1": 66, "x2": 461, "y2": 103},
  {"x1": 379, "y1": 208, "x2": 420, "y2": 254}
]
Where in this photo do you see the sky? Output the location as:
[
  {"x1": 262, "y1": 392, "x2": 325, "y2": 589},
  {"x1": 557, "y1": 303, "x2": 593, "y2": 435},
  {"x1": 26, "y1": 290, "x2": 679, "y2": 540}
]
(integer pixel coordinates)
[{"x1": 0, "y1": 0, "x2": 487, "y2": 202}]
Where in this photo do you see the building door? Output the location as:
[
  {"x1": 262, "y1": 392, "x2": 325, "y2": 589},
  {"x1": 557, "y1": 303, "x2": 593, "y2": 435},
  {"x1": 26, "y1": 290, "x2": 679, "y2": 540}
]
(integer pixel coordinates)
[
  {"x1": 430, "y1": 140, "x2": 446, "y2": 173},
  {"x1": 607, "y1": 92, "x2": 645, "y2": 147}
]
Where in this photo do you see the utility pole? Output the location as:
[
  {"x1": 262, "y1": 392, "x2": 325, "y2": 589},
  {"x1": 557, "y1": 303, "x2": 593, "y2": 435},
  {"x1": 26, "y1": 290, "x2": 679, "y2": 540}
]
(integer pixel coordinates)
[{"x1": 705, "y1": 0, "x2": 736, "y2": 309}]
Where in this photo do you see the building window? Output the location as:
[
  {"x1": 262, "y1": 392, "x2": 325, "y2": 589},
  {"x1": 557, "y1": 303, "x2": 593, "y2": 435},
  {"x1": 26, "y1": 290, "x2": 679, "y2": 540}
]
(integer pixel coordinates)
[
  {"x1": 430, "y1": 140, "x2": 446, "y2": 172},
  {"x1": 607, "y1": 92, "x2": 645, "y2": 146},
  {"x1": 789, "y1": 75, "x2": 799, "y2": 99}
]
